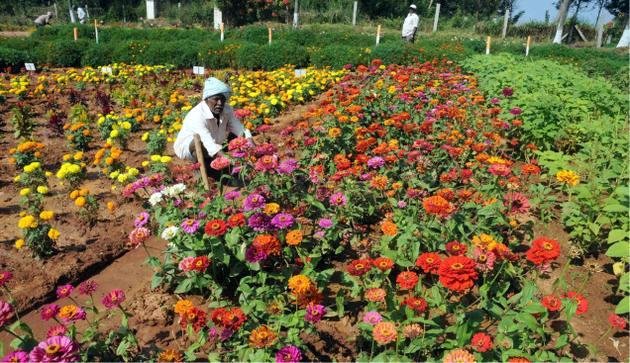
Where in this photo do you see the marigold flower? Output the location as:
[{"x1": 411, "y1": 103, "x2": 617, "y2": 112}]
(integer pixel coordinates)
[
  {"x1": 443, "y1": 348, "x2": 476, "y2": 363},
  {"x1": 14, "y1": 239, "x2": 25, "y2": 250},
  {"x1": 39, "y1": 210, "x2": 55, "y2": 221},
  {"x1": 17, "y1": 215, "x2": 38, "y2": 229},
  {"x1": 373, "y1": 321, "x2": 397, "y2": 345},
  {"x1": 438, "y1": 256, "x2": 478, "y2": 292},
  {"x1": 396, "y1": 271, "x2": 419, "y2": 290},
  {"x1": 47, "y1": 228, "x2": 60, "y2": 240},
  {"x1": 380, "y1": 220, "x2": 398, "y2": 236},
  {"x1": 285, "y1": 229, "x2": 303, "y2": 246},
  {"x1": 74, "y1": 196, "x2": 86, "y2": 208},
  {"x1": 556, "y1": 170, "x2": 579, "y2": 186},
  {"x1": 249, "y1": 325, "x2": 277, "y2": 348}
]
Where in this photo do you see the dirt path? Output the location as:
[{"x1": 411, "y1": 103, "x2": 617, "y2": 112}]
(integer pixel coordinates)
[{"x1": 0, "y1": 31, "x2": 31, "y2": 38}]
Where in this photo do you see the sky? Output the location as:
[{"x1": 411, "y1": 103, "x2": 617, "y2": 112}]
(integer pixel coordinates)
[{"x1": 516, "y1": 0, "x2": 614, "y2": 25}]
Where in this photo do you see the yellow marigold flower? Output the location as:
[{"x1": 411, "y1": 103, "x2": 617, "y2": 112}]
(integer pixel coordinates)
[
  {"x1": 69, "y1": 190, "x2": 79, "y2": 199},
  {"x1": 39, "y1": 210, "x2": 55, "y2": 221},
  {"x1": 18, "y1": 215, "x2": 37, "y2": 229},
  {"x1": 75, "y1": 196, "x2": 86, "y2": 208},
  {"x1": 79, "y1": 188, "x2": 89, "y2": 196},
  {"x1": 48, "y1": 228, "x2": 60, "y2": 240},
  {"x1": 328, "y1": 127, "x2": 342, "y2": 138},
  {"x1": 472, "y1": 233, "x2": 499, "y2": 252},
  {"x1": 15, "y1": 238, "x2": 25, "y2": 249},
  {"x1": 157, "y1": 349, "x2": 182, "y2": 363},
  {"x1": 36, "y1": 185, "x2": 49, "y2": 194},
  {"x1": 19, "y1": 188, "x2": 31, "y2": 196},
  {"x1": 141, "y1": 132, "x2": 149, "y2": 141},
  {"x1": 556, "y1": 170, "x2": 579, "y2": 186},
  {"x1": 141, "y1": 161, "x2": 150, "y2": 168},
  {"x1": 264, "y1": 203, "x2": 280, "y2": 216},
  {"x1": 150, "y1": 155, "x2": 161, "y2": 162},
  {"x1": 45, "y1": 171, "x2": 52, "y2": 177},
  {"x1": 106, "y1": 201, "x2": 117, "y2": 213},
  {"x1": 13, "y1": 175, "x2": 21, "y2": 182},
  {"x1": 109, "y1": 129, "x2": 119, "y2": 138},
  {"x1": 160, "y1": 156, "x2": 172, "y2": 163}
]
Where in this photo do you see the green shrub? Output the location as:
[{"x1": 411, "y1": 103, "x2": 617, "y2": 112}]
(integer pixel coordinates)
[
  {"x1": 0, "y1": 46, "x2": 28, "y2": 69},
  {"x1": 311, "y1": 45, "x2": 367, "y2": 68},
  {"x1": 260, "y1": 41, "x2": 309, "y2": 70},
  {"x1": 371, "y1": 41, "x2": 421, "y2": 65},
  {"x1": 235, "y1": 42, "x2": 265, "y2": 69},
  {"x1": 37, "y1": 39, "x2": 89, "y2": 67},
  {"x1": 81, "y1": 43, "x2": 116, "y2": 66},
  {"x1": 198, "y1": 40, "x2": 240, "y2": 69}
]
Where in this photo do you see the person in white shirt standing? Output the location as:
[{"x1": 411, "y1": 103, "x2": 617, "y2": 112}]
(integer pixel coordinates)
[
  {"x1": 77, "y1": 6, "x2": 87, "y2": 24},
  {"x1": 401, "y1": 4, "x2": 419, "y2": 42},
  {"x1": 174, "y1": 77, "x2": 254, "y2": 179}
]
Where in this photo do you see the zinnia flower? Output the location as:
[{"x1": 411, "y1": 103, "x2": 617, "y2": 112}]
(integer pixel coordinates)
[
  {"x1": 28, "y1": 335, "x2": 79, "y2": 363},
  {"x1": 396, "y1": 271, "x2": 419, "y2": 290},
  {"x1": 0, "y1": 271, "x2": 12, "y2": 287},
  {"x1": 372, "y1": 257, "x2": 394, "y2": 271},
  {"x1": 1, "y1": 350, "x2": 28, "y2": 362},
  {"x1": 364, "y1": 288, "x2": 387, "y2": 303},
  {"x1": 288, "y1": 275, "x2": 313, "y2": 296},
  {"x1": 277, "y1": 158, "x2": 298, "y2": 175},
  {"x1": 0, "y1": 300, "x2": 14, "y2": 328},
  {"x1": 275, "y1": 345, "x2": 302, "y2": 363},
  {"x1": 40, "y1": 304, "x2": 60, "y2": 321},
  {"x1": 363, "y1": 311, "x2": 383, "y2": 325},
  {"x1": 210, "y1": 156, "x2": 230, "y2": 170},
  {"x1": 133, "y1": 211, "x2": 150, "y2": 228},
  {"x1": 373, "y1": 321, "x2": 397, "y2": 345},
  {"x1": 305, "y1": 303, "x2": 326, "y2": 323},
  {"x1": 563, "y1": 291, "x2": 588, "y2": 315},
  {"x1": 402, "y1": 297, "x2": 428, "y2": 313},
  {"x1": 416, "y1": 252, "x2": 442, "y2": 274},
  {"x1": 347, "y1": 259, "x2": 372, "y2": 276},
  {"x1": 270, "y1": 213, "x2": 294, "y2": 229},
  {"x1": 438, "y1": 256, "x2": 478, "y2": 292},
  {"x1": 211, "y1": 307, "x2": 247, "y2": 331},
  {"x1": 249, "y1": 325, "x2": 277, "y2": 348},
  {"x1": 329, "y1": 192, "x2": 347, "y2": 207},
  {"x1": 205, "y1": 219, "x2": 227, "y2": 237},
  {"x1": 78, "y1": 280, "x2": 98, "y2": 295},
  {"x1": 367, "y1": 156, "x2": 385, "y2": 169},
  {"x1": 504, "y1": 192, "x2": 530, "y2": 214},
  {"x1": 380, "y1": 220, "x2": 398, "y2": 236},
  {"x1": 46, "y1": 325, "x2": 67, "y2": 338},
  {"x1": 525, "y1": 237, "x2": 560, "y2": 265},
  {"x1": 243, "y1": 193, "x2": 266, "y2": 211},
  {"x1": 472, "y1": 247, "x2": 496, "y2": 272},
  {"x1": 445, "y1": 241, "x2": 467, "y2": 256},
  {"x1": 285, "y1": 229, "x2": 303, "y2": 246},
  {"x1": 470, "y1": 332, "x2": 493, "y2": 352},
  {"x1": 541, "y1": 294, "x2": 562, "y2": 312},
  {"x1": 608, "y1": 313, "x2": 627, "y2": 330},
  {"x1": 556, "y1": 170, "x2": 579, "y2": 186},
  {"x1": 423, "y1": 195, "x2": 454, "y2": 217},
  {"x1": 57, "y1": 305, "x2": 86, "y2": 323},
  {"x1": 403, "y1": 324, "x2": 423, "y2": 339},
  {"x1": 317, "y1": 218, "x2": 333, "y2": 229},
  {"x1": 128, "y1": 227, "x2": 150, "y2": 248},
  {"x1": 102, "y1": 289, "x2": 126, "y2": 309},
  {"x1": 180, "y1": 218, "x2": 200, "y2": 234},
  {"x1": 56, "y1": 284, "x2": 73, "y2": 299},
  {"x1": 157, "y1": 349, "x2": 183, "y2": 363},
  {"x1": 443, "y1": 348, "x2": 476, "y2": 363}
]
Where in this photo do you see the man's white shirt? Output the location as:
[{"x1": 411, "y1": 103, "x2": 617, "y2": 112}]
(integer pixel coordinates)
[
  {"x1": 402, "y1": 13, "x2": 419, "y2": 37},
  {"x1": 173, "y1": 101, "x2": 252, "y2": 160}
]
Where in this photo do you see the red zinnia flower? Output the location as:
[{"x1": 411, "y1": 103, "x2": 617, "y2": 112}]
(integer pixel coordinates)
[
  {"x1": 191, "y1": 256, "x2": 210, "y2": 272},
  {"x1": 608, "y1": 313, "x2": 628, "y2": 330},
  {"x1": 415, "y1": 252, "x2": 442, "y2": 274},
  {"x1": 438, "y1": 256, "x2": 478, "y2": 292},
  {"x1": 563, "y1": 291, "x2": 588, "y2": 315},
  {"x1": 525, "y1": 237, "x2": 560, "y2": 265},
  {"x1": 211, "y1": 307, "x2": 247, "y2": 331},
  {"x1": 372, "y1": 257, "x2": 394, "y2": 272},
  {"x1": 445, "y1": 241, "x2": 467, "y2": 256},
  {"x1": 180, "y1": 307, "x2": 207, "y2": 332},
  {"x1": 541, "y1": 294, "x2": 562, "y2": 312},
  {"x1": 423, "y1": 196, "x2": 454, "y2": 217},
  {"x1": 396, "y1": 271, "x2": 419, "y2": 290},
  {"x1": 227, "y1": 213, "x2": 246, "y2": 228},
  {"x1": 470, "y1": 332, "x2": 493, "y2": 352},
  {"x1": 347, "y1": 259, "x2": 373, "y2": 276},
  {"x1": 402, "y1": 296, "x2": 427, "y2": 313},
  {"x1": 205, "y1": 219, "x2": 227, "y2": 237}
]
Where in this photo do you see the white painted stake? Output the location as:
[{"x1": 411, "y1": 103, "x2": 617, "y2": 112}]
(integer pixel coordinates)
[
  {"x1": 525, "y1": 36, "x2": 531, "y2": 56},
  {"x1": 502, "y1": 9, "x2": 510, "y2": 39},
  {"x1": 596, "y1": 24, "x2": 603, "y2": 48},
  {"x1": 485, "y1": 36, "x2": 491, "y2": 55},
  {"x1": 376, "y1": 25, "x2": 381, "y2": 45},
  {"x1": 73, "y1": 27, "x2": 78, "y2": 41},
  {"x1": 293, "y1": 0, "x2": 299, "y2": 28},
  {"x1": 433, "y1": 3, "x2": 440, "y2": 33},
  {"x1": 220, "y1": 22, "x2": 224, "y2": 42},
  {"x1": 94, "y1": 19, "x2": 99, "y2": 44},
  {"x1": 352, "y1": 1, "x2": 357, "y2": 26},
  {"x1": 268, "y1": 27, "x2": 272, "y2": 45}
]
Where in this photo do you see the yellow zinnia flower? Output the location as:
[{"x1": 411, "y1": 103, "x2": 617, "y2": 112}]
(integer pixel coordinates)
[
  {"x1": 47, "y1": 228, "x2": 60, "y2": 240},
  {"x1": 556, "y1": 170, "x2": 579, "y2": 186},
  {"x1": 40, "y1": 210, "x2": 55, "y2": 221}
]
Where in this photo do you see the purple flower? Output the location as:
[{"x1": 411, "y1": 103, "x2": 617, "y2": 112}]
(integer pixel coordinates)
[
  {"x1": 490, "y1": 97, "x2": 500, "y2": 104},
  {"x1": 277, "y1": 158, "x2": 298, "y2": 175},
  {"x1": 224, "y1": 190, "x2": 241, "y2": 201},
  {"x1": 180, "y1": 218, "x2": 200, "y2": 234},
  {"x1": 313, "y1": 230, "x2": 325, "y2": 239},
  {"x1": 367, "y1": 156, "x2": 385, "y2": 169},
  {"x1": 397, "y1": 200, "x2": 407, "y2": 208},
  {"x1": 329, "y1": 192, "x2": 347, "y2": 207},
  {"x1": 0, "y1": 301, "x2": 14, "y2": 328},
  {"x1": 102, "y1": 289, "x2": 125, "y2": 309},
  {"x1": 56, "y1": 284, "x2": 73, "y2": 299},
  {"x1": 133, "y1": 211, "x2": 150, "y2": 228},
  {"x1": 363, "y1": 311, "x2": 382, "y2": 325},
  {"x1": 1, "y1": 350, "x2": 29, "y2": 362},
  {"x1": 275, "y1": 345, "x2": 302, "y2": 363},
  {"x1": 318, "y1": 218, "x2": 333, "y2": 229},
  {"x1": 220, "y1": 328, "x2": 234, "y2": 341},
  {"x1": 29, "y1": 335, "x2": 79, "y2": 363},
  {"x1": 243, "y1": 193, "x2": 266, "y2": 211},
  {"x1": 305, "y1": 303, "x2": 326, "y2": 323},
  {"x1": 360, "y1": 173, "x2": 372, "y2": 181},
  {"x1": 270, "y1": 213, "x2": 294, "y2": 229},
  {"x1": 0, "y1": 271, "x2": 13, "y2": 287},
  {"x1": 502, "y1": 87, "x2": 513, "y2": 97},
  {"x1": 245, "y1": 246, "x2": 268, "y2": 263},
  {"x1": 77, "y1": 280, "x2": 98, "y2": 295},
  {"x1": 247, "y1": 213, "x2": 271, "y2": 232},
  {"x1": 510, "y1": 107, "x2": 522, "y2": 115}
]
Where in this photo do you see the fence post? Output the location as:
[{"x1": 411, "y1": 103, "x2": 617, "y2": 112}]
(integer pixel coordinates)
[
  {"x1": 94, "y1": 19, "x2": 99, "y2": 44},
  {"x1": 596, "y1": 24, "x2": 603, "y2": 48},
  {"x1": 73, "y1": 27, "x2": 78, "y2": 41},
  {"x1": 293, "y1": 0, "x2": 299, "y2": 28},
  {"x1": 502, "y1": 9, "x2": 510, "y2": 39},
  {"x1": 525, "y1": 36, "x2": 531, "y2": 56},
  {"x1": 485, "y1": 36, "x2": 491, "y2": 55},
  {"x1": 376, "y1": 25, "x2": 381, "y2": 45},
  {"x1": 268, "y1": 27, "x2": 272, "y2": 45},
  {"x1": 220, "y1": 22, "x2": 224, "y2": 42},
  {"x1": 433, "y1": 3, "x2": 440, "y2": 33},
  {"x1": 352, "y1": 1, "x2": 357, "y2": 26}
]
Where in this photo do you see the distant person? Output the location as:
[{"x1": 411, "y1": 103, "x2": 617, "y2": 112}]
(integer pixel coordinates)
[
  {"x1": 402, "y1": 4, "x2": 419, "y2": 42},
  {"x1": 77, "y1": 6, "x2": 87, "y2": 24},
  {"x1": 33, "y1": 11, "x2": 54, "y2": 27}
]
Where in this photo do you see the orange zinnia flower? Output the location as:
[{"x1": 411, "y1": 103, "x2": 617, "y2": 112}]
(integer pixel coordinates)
[{"x1": 380, "y1": 220, "x2": 398, "y2": 236}]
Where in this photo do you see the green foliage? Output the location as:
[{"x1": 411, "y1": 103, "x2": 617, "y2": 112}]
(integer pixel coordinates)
[
  {"x1": 311, "y1": 44, "x2": 368, "y2": 68},
  {"x1": 0, "y1": 46, "x2": 28, "y2": 69}
]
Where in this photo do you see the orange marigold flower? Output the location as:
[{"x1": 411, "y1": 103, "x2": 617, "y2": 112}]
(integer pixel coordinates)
[
  {"x1": 380, "y1": 220, "x2": 398, "y2": 236},
  {"x1": 158, "y1": 349, "x2": 183, "y2": 363},
  {"x1": 249, "y1": 325, "x2": 277, "y2": 348},
  {"x1": 285, "y1": 229, "x2": 303, "y2": 246},
  {"x1": 373, "y1": 321, "x2": 397, "y2": 345}
]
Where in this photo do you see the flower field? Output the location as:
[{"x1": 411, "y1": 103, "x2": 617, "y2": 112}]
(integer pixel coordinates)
[{"x1": 0, "y1": 57, "x2": 628, "y2": 362}]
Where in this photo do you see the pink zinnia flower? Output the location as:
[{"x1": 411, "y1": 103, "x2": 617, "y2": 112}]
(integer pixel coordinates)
[
  {"x1": 102, "y1": 289, "x2": 126, "y2": 309},
  {"x1": 46, "y1": 325, "x2": 68, "y2": 338},
  {"x1": 210, "y1": 156, "x2": 231, "y2": 170},
  {"x1": 277, "y1": 159, "x2": 298, "y2": 175},
  {"x1": 488, "y1": 164, "x2": 511, "y2": 177},
  {"x1": 40, "y1": 304, "x2": 60, "y2": 321},
  {"x1": 254, "y1": 154, "x2": 278, "y2": 172},
  {"x1": 56, "y1": 284, "x2": 73, "y2": 299},
  {"x1": 367, "y1": 156, "x2": 385, "y2": 169},
  {"x1": 29, "y1": 335, "x2": 79, "y2": 362},
  {"x1": 180, "y1": 218, "x2": 200, "y2": 234},
  {"x1": 270, "y1": 213, "x2": 294, "y2": 230},
  {"x1": 128, "y1": 227, "x2": 150, "y2": 248},
  {"x1": 305, "y1": 303, "x2": 326, "y2": 323},
  {"x1": 473, "y1": 247, "x2": 496, "y2": 272},
  {"x1": 1, "y1": 350, "x2": 28, "y2": 362},
  {"x1": 329, "y1": 192, "x2": 347, "y2": 207},
  {"x1": 0, "y1": 271, "x2": 12, "y2": 287},
  {"x1": 77, "y1": 280, "x2": 98, "y2": 295},
  {"x1": 0, "y1": 300, "x2": 14, "y2": 328},
  {"x1": 275, "y1": 345, "x2": 302, "y2": 363},
  {"x1": 363, "y1": 311, "x2": 382, "y2": 325},
  {"x1": 133, "y1": 211, "x2": 150, "y2": 228},
  {"x1": 504, "y1": 192, "x2": 530, "y2": 214},
  {"x1": 243, "y1": 193, "x2": 265, "y2": 211}
]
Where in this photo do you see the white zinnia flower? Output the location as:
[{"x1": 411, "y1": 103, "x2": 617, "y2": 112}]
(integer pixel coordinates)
[
  {"x1": 161, "y1": 226, "x2": 179, "y2": 240},
  {"x1": 163, "y1": 183, "x2": 186, "y2": 197},
  {"x1": 148, "y1": 192, "x2": 163, "y2": 206}
]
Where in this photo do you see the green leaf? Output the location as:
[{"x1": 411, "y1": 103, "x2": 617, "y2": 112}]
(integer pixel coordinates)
[
  {"x1": 619, "y1": 273, "x2": 629, "y2": 293},
  {"x1": 606, "y1": 242, "x2": 629, "y2": 258},
  {"x1": 608, "y1": 229, "x2": 628, "y2": 244},
  {"x1": 336, "y1": 295, "x2": 345, "y2": 317},
  {"x1": 615, "y1": 296, "x2": 629, "y2": 315},
  {"x1": 555, "y1": 334, "x2": 569, "y2": 349},
  {"x1": 174, "y1": 278, "x2": 194, "y2": 294},
  {"x1": 603, "y1": 204, "x2": 627, "y2": 213}
]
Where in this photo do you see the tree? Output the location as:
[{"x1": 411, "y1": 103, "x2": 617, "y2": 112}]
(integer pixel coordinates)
[{"x1": 553, "y1": 0, "x2": 572, "y2": 43}]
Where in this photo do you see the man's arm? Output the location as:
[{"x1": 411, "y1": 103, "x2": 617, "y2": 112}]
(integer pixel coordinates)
[{"x1": 192, "y1": 119, "x2": 223, "y2": 157}]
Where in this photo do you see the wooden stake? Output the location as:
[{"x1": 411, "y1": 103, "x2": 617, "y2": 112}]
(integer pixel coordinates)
[
  {"x1": 596, "y1": 24, "x2": 603, "y2": 48},
  {"x1": 376, "y1": 24, "x2": 381, "y2": 45},
  {"x1": 485, "y1": 36, "x2": 491, "y2": 55},
  {"x1": 268, "y1": 27, "x2": 272, "y2": 45},
  {"x1": 193, "y1": 134, "x2": 210, "y2": 191},
  {"x1": 526, "y1": 36, "x2": 531, "y2": 56},
  {"x1": 502, "y1": 9, "x2": 510, "y2": 39},
  {"x1": 73, "y1": 27, "x2": 78, "y2": 41}
]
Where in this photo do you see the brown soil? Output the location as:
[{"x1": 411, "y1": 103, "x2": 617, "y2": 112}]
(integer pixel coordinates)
[{"x1": 0, "y1": 31, "x2": 31, "y2": 38}]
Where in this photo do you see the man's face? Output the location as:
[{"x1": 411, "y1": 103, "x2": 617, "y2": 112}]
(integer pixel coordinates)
[{"x1": 205, "y1": 94, "x2": 226, "y2": 116}]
